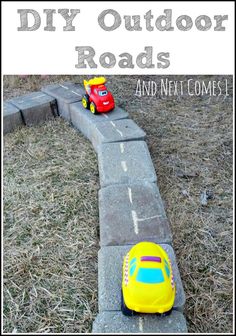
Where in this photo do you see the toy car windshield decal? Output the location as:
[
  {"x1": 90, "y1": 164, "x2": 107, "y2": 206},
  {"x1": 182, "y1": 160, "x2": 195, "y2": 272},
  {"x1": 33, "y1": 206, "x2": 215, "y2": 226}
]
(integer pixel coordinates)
[
  {"x1": 130, "y1": 257, "x2": 137, "y2": 266},
  {"x1": 98, "y1": 90, "x2": 108, "y2": 96},
  {"x1": 165, "y1": 265, "x2": 170, "y2": 278},
  {"x1": 136, "y1": 268, "x2": 165, "y2": 284},
  {"x1": 164, "y1": 259, "x2": 171, "y2": 278},
  {"x1": 129, "y1": 264, "x2": 136, "y2": 276}
]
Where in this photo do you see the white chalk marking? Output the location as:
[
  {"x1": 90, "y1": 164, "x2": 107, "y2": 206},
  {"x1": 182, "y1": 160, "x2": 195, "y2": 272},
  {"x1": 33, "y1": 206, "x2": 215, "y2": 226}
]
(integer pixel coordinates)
[
  {"x1": 102, "y1": 113, "x2": 109, "y2": 118},
  {"x1": 59, "y1": 84, "x2": 68, "y2": 90},
  {"x1": 71, "y1": 90, "x2": 81, "y2": 96},
  {"x1": 109, "y1": 120, "x2": 124, "y2": 137},
  {"x1": 116, "y1": 129, "x2": 124, "y2": 137},
  {"x1": 121, "y1": 161, "x2": 128, "y2": 172},
  {"x1": 138, "y1": 214, "x2": 162, "y2": 222},
  {"x1": 120, "y1": 143, "x2": 125, "y2": 153},
  {"x1": 132, "y1": 210, "x2": 139, "y2": 234},
  {"x1": 31, "y1": 94, "x2": 46, "y2": 100},
  {"x1": 130, "y1": 212, "x2": 162, "y2": 235},
  {"x1": 128, "y1": 187, "x2": 133, "y2": 204},
  {"x1": 138, "y1": 317, "x2": 144, "y2": 332}
]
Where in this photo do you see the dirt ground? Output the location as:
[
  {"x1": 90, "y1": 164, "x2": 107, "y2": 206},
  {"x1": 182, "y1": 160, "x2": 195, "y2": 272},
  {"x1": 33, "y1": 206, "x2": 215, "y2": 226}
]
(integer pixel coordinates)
[{"x1": 3, "y1": 75, "x2": 233, "y2": 333}]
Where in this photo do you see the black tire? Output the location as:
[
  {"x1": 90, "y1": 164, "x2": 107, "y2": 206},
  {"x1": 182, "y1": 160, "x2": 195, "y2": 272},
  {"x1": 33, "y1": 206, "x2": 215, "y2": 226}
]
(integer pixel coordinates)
[
  {"x1": 82, "y1": 94, "x2": 90, "y2": 109},
  {"x1": 121, "y1": 290, "x2": 135, "y2": 316}
]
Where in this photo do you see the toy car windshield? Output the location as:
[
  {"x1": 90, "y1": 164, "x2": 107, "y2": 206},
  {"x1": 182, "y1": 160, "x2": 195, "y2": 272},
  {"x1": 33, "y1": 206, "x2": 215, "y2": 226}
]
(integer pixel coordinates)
[
  {"x1": 136, "y1": 268, "x2": 164, "y2": 284},
  {"x1": 98, "y1": 90, "x2": 108, "y2": 96}
]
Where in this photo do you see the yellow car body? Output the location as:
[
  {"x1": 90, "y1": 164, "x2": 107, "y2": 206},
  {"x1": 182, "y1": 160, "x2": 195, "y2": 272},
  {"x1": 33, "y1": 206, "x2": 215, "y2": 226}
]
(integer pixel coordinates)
[{"x1": 122, "y1": 242, "x2": 176, "y2": 314}]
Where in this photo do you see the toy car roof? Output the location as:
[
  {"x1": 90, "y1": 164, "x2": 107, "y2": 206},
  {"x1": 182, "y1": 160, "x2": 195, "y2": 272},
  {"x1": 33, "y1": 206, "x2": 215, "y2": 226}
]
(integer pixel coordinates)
[{"x1": 84, "y1": 76, "x2": 106, "y2": 87}]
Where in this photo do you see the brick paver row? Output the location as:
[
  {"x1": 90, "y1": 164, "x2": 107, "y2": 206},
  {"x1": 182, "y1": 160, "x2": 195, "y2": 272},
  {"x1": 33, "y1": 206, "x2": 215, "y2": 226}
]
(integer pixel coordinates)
[
  {"x1": 3, "y1": 82, "x2": 188, "y2": 333},
  {"x1": 93, "y1": 311, "x2": 188, "y2": 333}
]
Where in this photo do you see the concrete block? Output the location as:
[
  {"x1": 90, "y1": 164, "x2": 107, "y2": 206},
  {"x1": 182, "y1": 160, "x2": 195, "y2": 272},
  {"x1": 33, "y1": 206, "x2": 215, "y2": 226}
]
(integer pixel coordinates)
[
  {"x1": 60, "y1": 81, "x2": 85, "y2": 93},
  {"x1": 97, "y1": 141, "x2": 157, "y2": 187},
  {"x1": 98, "y1": 244, "x2": 185, "y2": 312},
  {"x1": 99, "y1": 182, "x2": 172, "y2": 246},
  {"x1": 90, "y1": 119, "x2": 146, "y2": 152},
  {"x1": 3, "y1": 101, "x2": 24, "y2": 134},
  {"x1": 92, "y1": 310, "x2": 188, "y2": 333},
  {"x1": 70, "y1": 102, "x2": 129, "y2": 140},
  {"x1": 9, "y1": 92, "x2": 57, "y2": 126},
  {"x1": 41, "y1": 82, "x2": 84, "y2": 121}
]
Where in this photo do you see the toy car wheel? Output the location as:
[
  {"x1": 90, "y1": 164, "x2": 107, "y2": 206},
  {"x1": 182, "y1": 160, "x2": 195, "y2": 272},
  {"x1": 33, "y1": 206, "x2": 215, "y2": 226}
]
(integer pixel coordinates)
[
  {"x1": 121, "y1": 290, "x2": 135, "y2": 316},
  {"x1": 82, "y1": 94, "x2": 90, "y2": 109},
  {"x1": 90, "y1": 102, "x2": 97, "y2": 114}
]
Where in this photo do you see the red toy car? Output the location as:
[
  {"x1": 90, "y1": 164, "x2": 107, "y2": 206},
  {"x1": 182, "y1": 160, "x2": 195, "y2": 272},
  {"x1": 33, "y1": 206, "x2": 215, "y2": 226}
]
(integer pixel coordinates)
[{"x1": 82, "y1": 77, "x2": 115, "y2": 114}]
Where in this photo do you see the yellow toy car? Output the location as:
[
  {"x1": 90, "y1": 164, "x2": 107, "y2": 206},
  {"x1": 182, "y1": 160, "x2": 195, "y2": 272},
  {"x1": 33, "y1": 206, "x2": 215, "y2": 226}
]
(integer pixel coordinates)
[{"x1": 121, "y1": 242, "x2": 175, "y2": 316}]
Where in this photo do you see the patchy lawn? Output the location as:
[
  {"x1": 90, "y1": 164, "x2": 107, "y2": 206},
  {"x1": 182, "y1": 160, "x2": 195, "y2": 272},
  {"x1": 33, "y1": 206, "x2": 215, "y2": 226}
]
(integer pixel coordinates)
[
  {"x1": 3, "y1": 75, "x2": 233, "y2": 333},
  {"x1": 3, "y1": 118, "x2": 99, "y2": 333}
]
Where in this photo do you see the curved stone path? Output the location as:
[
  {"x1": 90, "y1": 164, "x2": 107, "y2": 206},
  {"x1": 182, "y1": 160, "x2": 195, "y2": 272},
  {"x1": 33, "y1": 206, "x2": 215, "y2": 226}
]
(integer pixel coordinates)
[{"x1": 3, "y1": 82, "x2": 188, "y2": 333}]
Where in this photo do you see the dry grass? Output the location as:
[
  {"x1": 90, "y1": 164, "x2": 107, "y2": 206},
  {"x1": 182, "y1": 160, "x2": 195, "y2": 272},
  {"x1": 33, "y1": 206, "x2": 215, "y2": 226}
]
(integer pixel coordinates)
[
  {"x1": 3, "y1": 75, "x2": 233, "y2": 333},
  {"x1": 3, "y1": 118, "x2": 99, "y2": 333},
  {"x1": 3, "y1": 75, "x2": 88, "y2": 100},
  {"x1": 109, "y1": 75, "x2": 233, "y2": 333}
]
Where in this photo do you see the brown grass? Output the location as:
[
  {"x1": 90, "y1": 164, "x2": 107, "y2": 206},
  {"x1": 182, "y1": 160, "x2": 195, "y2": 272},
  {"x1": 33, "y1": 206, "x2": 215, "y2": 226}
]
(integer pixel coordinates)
[
  {"x1": 3, "y1": 118, "x2": 99, "y2": 333},
  {"x1": 3, "y1": 75, "x2": 233, "y2": 333}
]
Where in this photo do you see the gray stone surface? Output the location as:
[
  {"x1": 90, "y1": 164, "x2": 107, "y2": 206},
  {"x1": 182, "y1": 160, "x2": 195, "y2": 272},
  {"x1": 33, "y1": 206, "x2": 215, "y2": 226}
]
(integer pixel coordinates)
[
  {"x1": 92, "y1": 310, "x2": 188, "y2": 333},
  {"x1": 98, "y1": 244, "x2": 185, "y2": 312},
  {"x1": 41, "y1": 82, "x2": 84, "y2": 121},
  {"x1": 3, "y1": 101, "x2": 24, "y2": 134},
  {"x1": 99, "y1": 182, "x2": 172, "y2": 246},
  {"x1": 61, "y1": 81, "x2": 85, "y2": 93},
  {"x1": 70, "y1": 102, "x2": 129, "y2": 140},
  {"x1": 97, "y1": 141, "x2": 157, "y2": 187},
  {"x1": 9, "y1": 92, "x2": 57, "y2": 126},
  {"x1": 90, "y1": 119, "x2": 146, "y2": 152}
]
